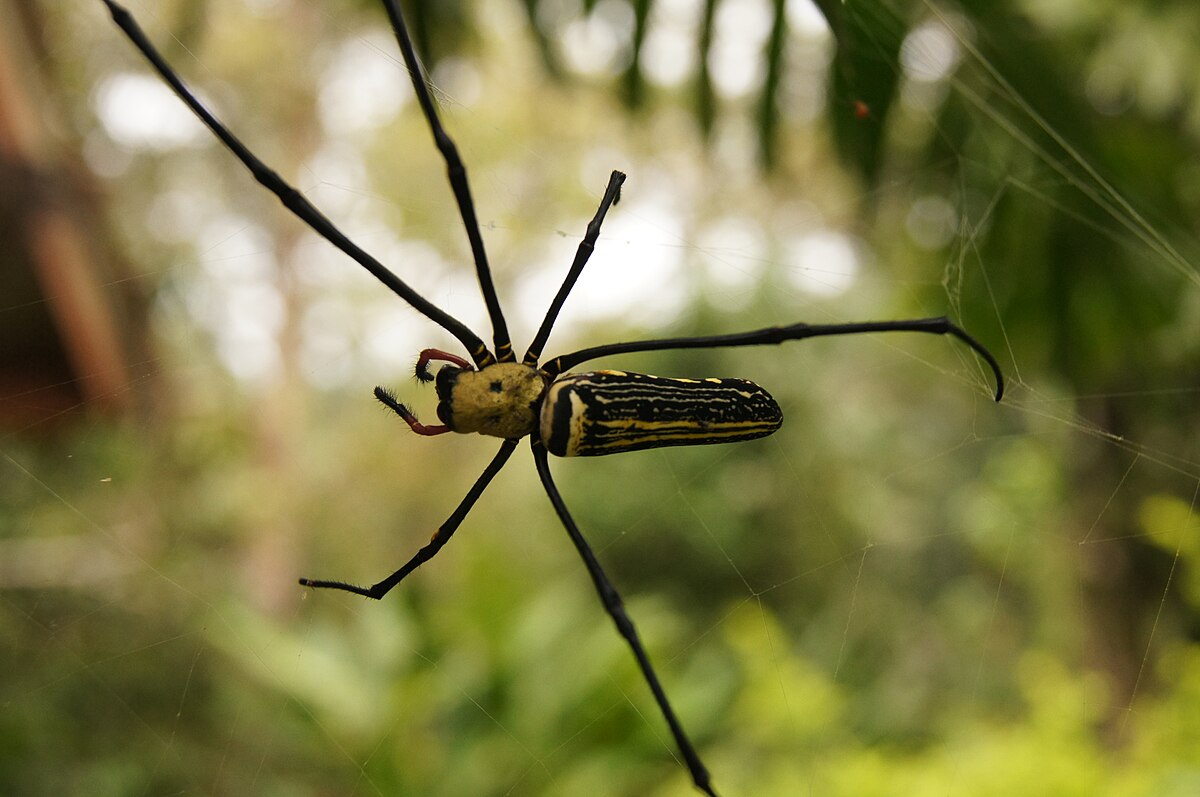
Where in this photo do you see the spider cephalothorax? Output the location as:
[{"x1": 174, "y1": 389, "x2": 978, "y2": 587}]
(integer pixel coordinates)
[{"x1": 434, "y1": 361, "x2": 549, "y2": 439}]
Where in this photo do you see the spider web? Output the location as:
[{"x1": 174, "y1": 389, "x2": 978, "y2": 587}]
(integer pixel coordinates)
[{"x1": 3, "y1": 1, "x2": 1198, "y2": 795}]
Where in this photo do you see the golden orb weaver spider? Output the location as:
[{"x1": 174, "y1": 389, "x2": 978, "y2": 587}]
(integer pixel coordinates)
[{"x1": 104, "y1": 2, "x2": 1005, "y2": 793}]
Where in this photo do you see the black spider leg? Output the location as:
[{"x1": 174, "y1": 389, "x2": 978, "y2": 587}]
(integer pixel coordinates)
[
  {"x1": 379, "y1": 0, "x2": 512, "y2": 365},
  {"x1": 523, "y1": 170, "x2": 626, "y2": 366},
  {"x1": 530, "y1": 438, "x2": 719, "y2": 797},
  {"x1": 102, "y1": 1, "x2": 494, "y2": 368},
  {"x1": 544, "y1": 317, "x2": 1006, "y2": 401},
  {"x1": 299, "y1": 439, "x2": 519, "y2": 598}
]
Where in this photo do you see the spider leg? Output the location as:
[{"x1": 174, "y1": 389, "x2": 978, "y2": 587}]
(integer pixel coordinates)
[
  {"x1": 530, "y1": 438, "x2": 719, "y2": 797},
  {"x1": 101, "y1": 0, "x2": 492, "y2": 368},
  {"x1": 544, "y1": 316, "x2": 1005, "y2": 401},
  {"x1": 414, "y1": 348, "x2": 474, "y2": 382},
  {"x1": 524, "y1": 170, "x2": 626, "y2": 366},
  {"x1": 373, "y1": 387, "x2": 451, "y2": 436},
  {"x1": 378, "y1": 0, "x2": 513, "y2": 365},
  {"x1": 300, "y1": 439, "x2": 519, "y2": 599}
]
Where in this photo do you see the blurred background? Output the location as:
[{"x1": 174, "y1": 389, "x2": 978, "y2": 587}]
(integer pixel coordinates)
[{"x1": 3, "y1": 0, "x2": 1199, "y2": 794}]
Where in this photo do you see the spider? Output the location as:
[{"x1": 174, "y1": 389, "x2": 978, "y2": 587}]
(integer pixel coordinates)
[{"x1": 104, "y1": 2, "x2": 1004, "y2": 794}]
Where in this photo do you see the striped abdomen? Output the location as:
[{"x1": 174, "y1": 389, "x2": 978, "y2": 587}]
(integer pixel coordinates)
[{"x1": 540, "y1": 370, "x2": 783, "y2": 457}]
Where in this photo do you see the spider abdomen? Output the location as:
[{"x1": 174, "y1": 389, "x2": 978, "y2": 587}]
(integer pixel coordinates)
[{"x1": 540, "y1": 370, "x2": 783, "y2": 457}]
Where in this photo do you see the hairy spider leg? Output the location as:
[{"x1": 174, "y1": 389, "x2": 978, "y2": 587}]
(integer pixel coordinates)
[
  {"x1": 299, "y1": 439, "x2": 519, "y2": 598},
  {"x1": 380, "y1": 0, "x2": 512, "y2": 365},
  {"x1": 544, "y1": 317, "x2": 1006, "y2": 401},
  {"x1": 414, "y1": 348, "x2": 475, "y2": 382},
  {"x1": 101, "y1": 0, "x2": 495, "y2": 368},
  {"x1": 373, "y1": 386, "x2": 451, "y2": 436},
  {"x1": 531, "y1": 438, "x2": 719, "y2": 797},
  {"x1": 524, "y1": 170, "x2": 627, "y2": 366}
]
